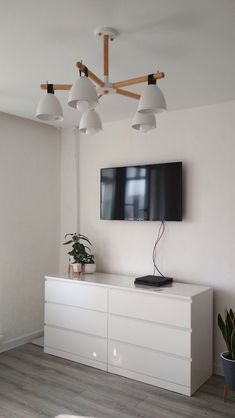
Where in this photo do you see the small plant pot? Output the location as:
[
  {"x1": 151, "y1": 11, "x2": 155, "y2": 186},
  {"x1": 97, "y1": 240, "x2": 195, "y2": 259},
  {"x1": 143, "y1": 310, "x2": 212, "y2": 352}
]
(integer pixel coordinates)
[
  {"x1": 84, "y1": 263, "x2": 96, "y2": 274},
  {"x1": 221, "y1": 352, "x2": 235, "y2": 390},
  {"x1": 73, "y1": 263, "x2": 81, "y2": 273},
  {"x1": 69, "y1": 256, "x2": 75, "y2": 265}
]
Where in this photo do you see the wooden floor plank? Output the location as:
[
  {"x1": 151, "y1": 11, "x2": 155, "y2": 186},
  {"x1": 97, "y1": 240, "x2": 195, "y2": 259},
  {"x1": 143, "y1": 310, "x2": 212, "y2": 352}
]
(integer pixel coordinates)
[{"x1": 0, "y1": 344, "x2": 234, "y2": 418}]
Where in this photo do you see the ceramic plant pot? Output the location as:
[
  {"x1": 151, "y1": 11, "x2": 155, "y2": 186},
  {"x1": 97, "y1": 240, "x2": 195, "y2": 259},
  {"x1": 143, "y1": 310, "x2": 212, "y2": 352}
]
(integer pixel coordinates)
[
  {"x1": 73, "y1": 263, "x2": 82, "y2": 273},
  {"x1": 221, "y1": 352, "x2": 235, "y2": 390},
  {"x1": 69, "y1": 256, "x2": 75, "y2": 264},
  {"x1": 84, "y1": 263, "x2": 96, "y2": 274}
]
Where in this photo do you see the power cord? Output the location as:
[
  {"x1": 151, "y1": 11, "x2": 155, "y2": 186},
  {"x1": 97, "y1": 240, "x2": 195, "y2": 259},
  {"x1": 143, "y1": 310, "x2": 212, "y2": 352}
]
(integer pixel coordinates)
[{"x1": 152, "y1": 220, "x2": 165, "y2": 277}]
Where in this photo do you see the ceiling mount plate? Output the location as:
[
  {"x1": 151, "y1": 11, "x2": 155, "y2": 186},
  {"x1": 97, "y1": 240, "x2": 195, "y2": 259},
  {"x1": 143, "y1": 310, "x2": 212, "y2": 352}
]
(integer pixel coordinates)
[{"x1": 94, "y1": 27, "x2": 119, "y2": 41}]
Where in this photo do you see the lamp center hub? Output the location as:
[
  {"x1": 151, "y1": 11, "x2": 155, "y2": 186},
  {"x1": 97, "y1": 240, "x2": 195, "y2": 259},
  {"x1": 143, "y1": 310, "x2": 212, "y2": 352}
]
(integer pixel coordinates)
[{"x1": 97, "y1": 82, "x2": 116, "y2": 96}]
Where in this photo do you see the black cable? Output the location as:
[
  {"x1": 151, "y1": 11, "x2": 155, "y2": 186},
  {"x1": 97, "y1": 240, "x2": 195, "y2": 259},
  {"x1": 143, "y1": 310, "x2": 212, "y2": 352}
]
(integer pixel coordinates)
[
  {"x1": 152, "y1": 222, "x2": 162, "y2": 275},
  {"x1": 152, "y1": 221, "x2": 165, "y2": 277},
  {"x1": 152, "y1": 220, "x2": 165, "y2": 277}
]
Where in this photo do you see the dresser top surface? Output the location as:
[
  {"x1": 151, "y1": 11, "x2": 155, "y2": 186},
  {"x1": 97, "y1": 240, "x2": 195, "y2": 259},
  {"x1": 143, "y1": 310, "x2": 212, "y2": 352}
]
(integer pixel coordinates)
[{"x1": 45, "y1": 272, "x2": 211, "y2": 299}]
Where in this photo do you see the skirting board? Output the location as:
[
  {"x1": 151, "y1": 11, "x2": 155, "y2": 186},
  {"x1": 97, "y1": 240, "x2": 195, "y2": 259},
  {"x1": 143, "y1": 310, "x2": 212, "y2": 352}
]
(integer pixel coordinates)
[
  {"x1": 32, "y1": 336, "x2": 44, "y2": 347},
  {"x1": 0, "y1": 329, "x2": 43, "y2": 353}
]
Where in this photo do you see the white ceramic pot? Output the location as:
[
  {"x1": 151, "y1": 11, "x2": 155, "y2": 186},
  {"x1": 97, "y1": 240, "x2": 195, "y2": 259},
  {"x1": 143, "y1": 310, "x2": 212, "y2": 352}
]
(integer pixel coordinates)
[
  {"x1": 69, "y1": 256, "x2": 75, "y2": 264},
  {"x1": 73, "y1": 263, "x2": 81, "y2": 273},
  {"x1": 84, "y1": 263, "x2": 96, "y2": 274}
]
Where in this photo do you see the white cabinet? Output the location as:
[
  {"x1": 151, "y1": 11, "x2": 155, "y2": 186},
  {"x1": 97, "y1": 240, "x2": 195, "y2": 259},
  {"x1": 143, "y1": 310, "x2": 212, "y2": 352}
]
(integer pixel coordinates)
[
  {"x1": 108, "y1": 314, "x2": 191, "y2": 357},
  {"x1": 44, "y1": 273, "x2": 213, "y2": 396},
  {"x1": 45, "y1": 303, "x2": 107, "y2": 337},
  {"x1": 109, "y1": 288, "x2": 191, "y2": 328},
  {"x1": 44, "y1": 279, "x2": 108, "y2": 371},
  {"x1": 45, "y1": 279, "x2": 108, "y2": 311},
  {"x1": 108, "y1": 340, "x2": 191, "y2": 387},
  {"x1": 44, "y1": 326, "x2": 107, "y2": 367}
]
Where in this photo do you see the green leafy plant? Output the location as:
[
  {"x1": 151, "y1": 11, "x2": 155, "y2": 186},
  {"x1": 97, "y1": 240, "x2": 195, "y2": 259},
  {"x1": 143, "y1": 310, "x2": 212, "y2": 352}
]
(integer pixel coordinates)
[
  {"x1": 63, "y1": 233, "x2": 92, "y2": 264},
  {"x1": 218, "y1": 308, "x2": 235, "y2": 360},
  {"x1": 83, "y1": 253, "x2": 95, "y2": 264}
]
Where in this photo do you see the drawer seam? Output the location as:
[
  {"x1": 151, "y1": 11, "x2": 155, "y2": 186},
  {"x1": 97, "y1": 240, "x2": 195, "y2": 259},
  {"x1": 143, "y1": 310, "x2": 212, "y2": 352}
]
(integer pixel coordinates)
[
  {"x1": 44, "y1": 301, "x2": 108, "y2": 313},
  {"x1": 108, "y1": 338, "x2": 192, "y2": 361},
  {"x1": 45, "y1": 324, "x2": 107, "y2": 340},
  {"x1": 109, "y1": 312, "x2": 192, "y2": 331}
]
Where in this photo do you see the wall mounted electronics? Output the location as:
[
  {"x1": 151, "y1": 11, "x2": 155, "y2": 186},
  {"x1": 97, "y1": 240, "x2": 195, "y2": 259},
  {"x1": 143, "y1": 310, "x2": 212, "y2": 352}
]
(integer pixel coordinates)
[{"x1": 100, "y1": 162, "x2": 182, "y2": 221}]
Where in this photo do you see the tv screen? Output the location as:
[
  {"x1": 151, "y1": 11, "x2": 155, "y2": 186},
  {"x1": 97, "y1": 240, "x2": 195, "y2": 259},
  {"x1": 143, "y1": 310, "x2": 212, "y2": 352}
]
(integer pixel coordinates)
[{"x1": 100, "y1": 162, "x2": 182, "y2": 221}]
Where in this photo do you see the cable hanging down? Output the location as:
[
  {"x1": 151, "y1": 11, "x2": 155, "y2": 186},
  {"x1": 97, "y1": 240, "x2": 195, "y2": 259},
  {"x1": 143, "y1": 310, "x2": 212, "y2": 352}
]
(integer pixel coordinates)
[{"x1": 152, "y1": 220, "x2": 165, "y2": 277}]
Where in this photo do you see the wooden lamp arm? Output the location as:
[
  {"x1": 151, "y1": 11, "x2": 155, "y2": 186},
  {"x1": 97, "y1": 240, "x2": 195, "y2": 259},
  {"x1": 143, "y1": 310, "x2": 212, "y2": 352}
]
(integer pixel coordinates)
[
  {"x1": 76, "y1": 62, "x2": 104, "y2": 87},
  {"x1": 116, "y1": 89, "x2": 140, "y2": 100},
  {"x1": 40, "y1": 62, "x2": 106, "y2": 91},
  {"x1": 40, "y1": 84, "x2": 71, "y2": 91},
  {"x1": 103, "y1": 35, "x2": 109, "y2": 77},
  {"x1": 113, "y1": 72, "x2": 165, "y2": 89}
]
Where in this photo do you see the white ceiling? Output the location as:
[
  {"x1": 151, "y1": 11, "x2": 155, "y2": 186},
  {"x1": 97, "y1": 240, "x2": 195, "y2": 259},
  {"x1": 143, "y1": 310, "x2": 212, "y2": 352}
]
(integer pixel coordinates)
[{"x1": 0, "y1": 0, "x2": 235, "y2": 128}]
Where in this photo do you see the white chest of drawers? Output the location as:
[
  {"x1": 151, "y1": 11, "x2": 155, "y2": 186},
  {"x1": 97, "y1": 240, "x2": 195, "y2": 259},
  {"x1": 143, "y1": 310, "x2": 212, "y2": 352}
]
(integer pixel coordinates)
[{"x1": 44, "y1": 273, "x2": 213, "y2": 396}]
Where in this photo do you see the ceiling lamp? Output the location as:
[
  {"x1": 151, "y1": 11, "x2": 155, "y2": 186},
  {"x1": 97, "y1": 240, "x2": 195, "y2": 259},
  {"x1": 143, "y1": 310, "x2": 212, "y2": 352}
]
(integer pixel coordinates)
[
  {"x1": 36, "y1": 27, "x2": 166, "y2": 134},
  {"x1": 79, "y1": 109, "x2": 103, "y2": 135},
  {"x1": 68, "y1": 67, "x2": 98, "y2": 111},
  {"x1": 36, "y1": 83, "x2": 63, "y2": 121},
  {"x1": 132, "y1": 111, "x2": 156, "y2": 132},
  {"x1": 138, "y1": 74, "x2": 167, "y2": 114}
]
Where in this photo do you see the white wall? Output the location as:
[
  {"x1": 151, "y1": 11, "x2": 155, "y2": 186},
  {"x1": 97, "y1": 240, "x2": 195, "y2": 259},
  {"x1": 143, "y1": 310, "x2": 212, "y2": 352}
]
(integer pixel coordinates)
[
  {"x1": 59, "y1": 128, "x2": 79, "y2": 271},
  {"x1": 0, "y1": 113, "x2": 60, "y2": 347},
  {"x1": 77, "y1": 100, "x2": 235, "y2": 373}
]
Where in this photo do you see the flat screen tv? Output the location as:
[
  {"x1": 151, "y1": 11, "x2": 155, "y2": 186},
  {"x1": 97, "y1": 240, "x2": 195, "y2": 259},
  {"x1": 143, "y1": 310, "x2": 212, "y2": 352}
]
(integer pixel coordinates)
[{"x1": 100, "y1": 162, "x2": 182, "y2": 221}]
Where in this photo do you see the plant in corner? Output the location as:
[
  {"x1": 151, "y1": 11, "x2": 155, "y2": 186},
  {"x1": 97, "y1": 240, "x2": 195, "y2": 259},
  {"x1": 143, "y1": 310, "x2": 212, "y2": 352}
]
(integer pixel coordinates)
[{"x1": 218, "y1": 308, "x2": 235, "y2": 399}]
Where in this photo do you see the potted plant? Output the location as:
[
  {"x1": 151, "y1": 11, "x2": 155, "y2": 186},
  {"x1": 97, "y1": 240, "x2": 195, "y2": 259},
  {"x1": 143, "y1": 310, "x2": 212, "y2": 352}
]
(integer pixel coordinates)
[
  {"x1": 83, "y1": 253, "x2": 96, "y2": 274},
  {"x1": 218, "y1": 308, "x2": 235, "y2": 398},
  {"x1": 63, "y1": 233, "x2": 92, "y2": 273}
]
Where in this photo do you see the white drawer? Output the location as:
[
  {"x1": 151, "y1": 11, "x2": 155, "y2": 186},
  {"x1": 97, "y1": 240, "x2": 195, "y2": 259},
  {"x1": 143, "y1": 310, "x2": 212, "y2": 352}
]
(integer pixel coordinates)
[
  {"x1": 109, "y1": 315, "x2": 191, "y2": 358},
  {"x1": 45, "y1": 303, "x2": 107, "y2": 338},
  {"x1": 109, "y1": 289, "x2": 191, "y2": 328},
  {"x1": 45, "y1": 326, "x2": 107, "y2": 364},
  {"x1": 45, "y1": 279, "x2": 107, "y2": 312},
  {"x1": 108, "y1": 340, "x2": 190, "y2": 387}
]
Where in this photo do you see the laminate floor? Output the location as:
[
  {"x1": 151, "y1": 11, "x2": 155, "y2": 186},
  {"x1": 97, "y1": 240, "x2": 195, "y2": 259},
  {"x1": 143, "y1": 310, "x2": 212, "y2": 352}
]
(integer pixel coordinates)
[{"x1": 0, "y1": 344, "x2": 234, "y2": 418}]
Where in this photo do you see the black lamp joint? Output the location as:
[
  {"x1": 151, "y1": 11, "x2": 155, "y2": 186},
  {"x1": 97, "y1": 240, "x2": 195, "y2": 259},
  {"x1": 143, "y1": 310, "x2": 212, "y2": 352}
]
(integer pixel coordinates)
[
  {"x1": 47, "y1": 83, "x2": 54, "y2": 94},
  {"x1": 148, "y1": 74, "x2": 156, "y2": 85},
  {"x1": 84, "y1": 66, "x2": 88, "y2": 77}
]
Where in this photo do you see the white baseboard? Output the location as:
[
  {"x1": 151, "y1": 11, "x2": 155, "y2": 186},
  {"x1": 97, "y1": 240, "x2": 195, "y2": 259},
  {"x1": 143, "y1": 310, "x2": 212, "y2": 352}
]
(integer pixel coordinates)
[
  {"x1": 32, "y1": 336, "x2": 44, "y2": 347},
  {"x1": 0, "y1": 329, "x2": 43, "y2": 354}
]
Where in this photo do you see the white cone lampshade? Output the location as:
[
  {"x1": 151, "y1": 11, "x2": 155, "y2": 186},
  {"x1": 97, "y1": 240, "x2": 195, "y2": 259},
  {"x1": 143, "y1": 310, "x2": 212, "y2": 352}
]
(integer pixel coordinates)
[
  {"x1": 79, "y1": 109, "x2": 102, "y2": 135},
  {"x1": 132, "y1": 111, "x2": 156, "y2": 132},
  {"x1": 138, "y1": 85, "x2": 166, "y2": 114},
  {"x1": 68, "y1": 76, "x2": 98, "y2": 110},
  {"x1": 36, "y1": 93, "x2": 63, "y2": 121}
]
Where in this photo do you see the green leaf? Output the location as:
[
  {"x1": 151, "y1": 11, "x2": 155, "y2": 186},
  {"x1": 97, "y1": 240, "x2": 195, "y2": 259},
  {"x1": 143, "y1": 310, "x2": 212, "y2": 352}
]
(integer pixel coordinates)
[
  {"x1": 226, "y1": 312, "x2": 233, "y2": 352},
  {"x1": 64, "y1": 233, "x2": 73, "y2": 239},
  {"x1": 62, "y1": 240, "x2": 73, "y2": 245},
  {"x1": 79, "y1": 235, "x2": 92, "y2": 246},
  {"x1": 231, "y1": 330, "x2": 235, "y2": 360},
  {"x1": 229, "y1": 309, "x2": 234, "y2": 320},
  {"x1": 218, "y1": 314, "x2": 227, "y2": 343}
]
